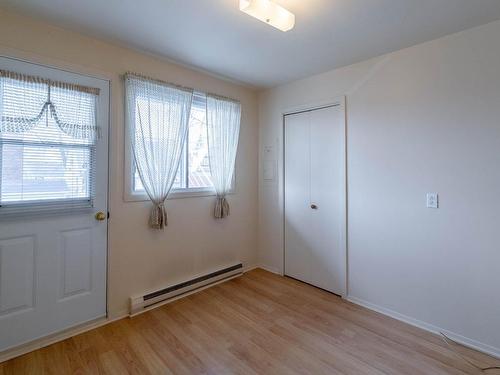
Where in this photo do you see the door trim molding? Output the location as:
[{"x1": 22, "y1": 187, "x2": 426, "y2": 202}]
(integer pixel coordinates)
[{"x1": 281, "y1": 96, "x2": 347, "y2": 297}]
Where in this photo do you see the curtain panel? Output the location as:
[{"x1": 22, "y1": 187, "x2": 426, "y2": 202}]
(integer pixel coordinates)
[
  {"x1": 206, "y1": 94, "x2": 241, "y2": 219},
  {"x1": 125, "y1": 73, "x2": 193, "y2": 229},
  {"x1": 0, "y1": 69, "x2": 100, "y2": 141}
]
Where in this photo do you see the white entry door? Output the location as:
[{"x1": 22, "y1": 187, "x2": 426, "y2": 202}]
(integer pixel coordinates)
[
  {"x1": 284, "y1": 104, "x2": 346, "y2": 295},
  {"x1": 0, "y1": 57, "x2": 109, "y2": 351}
]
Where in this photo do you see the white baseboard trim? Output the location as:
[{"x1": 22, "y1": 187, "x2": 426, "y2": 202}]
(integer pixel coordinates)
[
  {"x1": 347, "y1": 295, "x2": 500, "y2": 360},
  {"x1": 243, "y1": 264, "x2": 259, "y2": 273},
  {"x1": 257, "y1": 264, "x2": 283, "y2": 276},
  {"x1": 0, "y1": 311, "x2": 128, "y2": 363}
]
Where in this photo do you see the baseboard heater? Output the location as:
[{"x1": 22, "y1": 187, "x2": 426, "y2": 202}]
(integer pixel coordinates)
[{"x1": 129, "y1": 262, "x2": 243, "y2": 316}]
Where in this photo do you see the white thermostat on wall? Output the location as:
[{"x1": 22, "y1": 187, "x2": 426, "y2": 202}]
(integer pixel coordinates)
[
  {"x1": 263, "y1": 160, "x2": 276, "y2": 181},
  {"x1": 426, "y1": 193, "x2": 439, "y2": 208}
]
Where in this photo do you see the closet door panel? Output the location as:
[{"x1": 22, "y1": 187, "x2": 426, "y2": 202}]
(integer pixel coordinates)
[
  {"x1": 309, "y1": 106, "x2": 345, "y2": 294},
  {"x1": 284, "y1": 111, "x2": 312, "y2": 284}
]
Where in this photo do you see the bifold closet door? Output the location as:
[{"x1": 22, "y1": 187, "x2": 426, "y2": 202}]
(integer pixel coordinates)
[{"x1": 284, "y1": 105, "x2": 346, "y2": 296}]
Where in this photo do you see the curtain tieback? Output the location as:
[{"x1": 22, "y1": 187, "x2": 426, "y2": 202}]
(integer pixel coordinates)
[
  {"x1": 214, "y1": 195, "x2": 230, "y2": 219},
  {"x1": 150, "y1": 200, "x2": 168, "y2": 229}
]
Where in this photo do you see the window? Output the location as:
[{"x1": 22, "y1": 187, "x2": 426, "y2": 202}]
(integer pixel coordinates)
[
  {"x1": 0, "y1": 70, "x2": 99, "y2": 215},
  {"x1": 128, "y1": 92, "x2": 235, "y2": 200},
  {"x1": 133, "y1": 92, "x2": 212, "y2": 192}
]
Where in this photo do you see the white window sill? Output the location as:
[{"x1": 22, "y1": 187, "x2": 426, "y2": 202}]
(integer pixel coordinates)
[{"x1": 124, "y1": 187, "x2": 234, "y2": 202}]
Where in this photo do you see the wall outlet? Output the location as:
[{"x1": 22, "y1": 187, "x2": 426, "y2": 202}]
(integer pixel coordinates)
[{"x1": 426, "y1": 193, "x2": 439, "y2": 208}]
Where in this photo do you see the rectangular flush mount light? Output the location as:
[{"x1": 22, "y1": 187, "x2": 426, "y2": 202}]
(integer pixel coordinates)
[{"x1": 240, "y1": 0, "x2": 295, "y2": 32}]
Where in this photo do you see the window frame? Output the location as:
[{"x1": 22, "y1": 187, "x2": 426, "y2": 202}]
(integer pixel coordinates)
[{"x1": 123, "y1": 89, "x2": 236, "y2": 202}]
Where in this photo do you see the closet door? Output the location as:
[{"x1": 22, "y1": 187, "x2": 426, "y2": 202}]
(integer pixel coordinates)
[{"x1": 284, "y1": 105, "x2": 346, "y2": 296}]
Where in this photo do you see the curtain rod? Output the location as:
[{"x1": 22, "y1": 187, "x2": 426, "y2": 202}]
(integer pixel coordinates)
[
  {"x1": 124, "y1": 72, "x2": 193, "y2": 93},
  {"x1": 124, "y1": 71, "x2": 240, "y2": 104},
  {"x1": 0, "y1": 69, "x2": 100, "y2": 96},
  {"x1": 206, "y1": 93, "x2": 240, "y2": 105}
]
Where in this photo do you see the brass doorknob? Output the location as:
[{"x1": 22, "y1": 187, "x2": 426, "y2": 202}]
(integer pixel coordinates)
[{"x1": 95, "y1": 211, "x2": 106, "y2": 221}]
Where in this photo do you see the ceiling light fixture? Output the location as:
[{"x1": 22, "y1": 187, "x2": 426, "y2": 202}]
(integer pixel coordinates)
[{"x1": 239, "y1": 0, "x2": 295, "y2": 32}]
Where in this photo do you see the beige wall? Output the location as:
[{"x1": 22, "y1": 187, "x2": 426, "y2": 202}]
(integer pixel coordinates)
[
  {"x1": 258, "y1": 20, "x2": 500, "y2": 356},
  {"x1": 0, "y1": 9, "x2": 259, "y2": 318}
]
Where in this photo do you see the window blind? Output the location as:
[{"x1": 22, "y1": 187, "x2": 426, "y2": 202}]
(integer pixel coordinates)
[{"x1": 0, "y1": 70, "x2": 100, "y2": 216}]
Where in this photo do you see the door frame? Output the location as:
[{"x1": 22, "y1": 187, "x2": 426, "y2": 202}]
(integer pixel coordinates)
[
  {"x1": 282, "y1": 96, "x2": 347, "y2": 297},
  {"x1": 0, "y1": 54, "x2": 111, "y2": 317}
]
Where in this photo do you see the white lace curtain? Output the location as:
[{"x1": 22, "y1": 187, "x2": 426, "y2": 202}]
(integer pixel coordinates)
[
  {"x1": 0, "y1": 70, "x2": 100, "y2": 141},
  {"x1": 125, "y1": 73, "x2": 193, "y2": 229},
  {"x1": 206, "y1": 94, "x2": 241, "y2": 219}
]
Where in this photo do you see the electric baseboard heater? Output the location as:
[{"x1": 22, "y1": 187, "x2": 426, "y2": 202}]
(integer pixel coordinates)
[{"x1": 129, "y1": 262, "x2": 243, "y2": 316}]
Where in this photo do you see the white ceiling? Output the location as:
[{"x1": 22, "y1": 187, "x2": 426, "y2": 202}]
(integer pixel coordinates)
[{"x1": 2, "y1": 0, "x2": 500, "y2": 88}]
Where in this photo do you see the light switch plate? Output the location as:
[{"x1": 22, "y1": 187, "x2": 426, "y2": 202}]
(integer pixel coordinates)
[
  {"x1": 426, "y1": 193, "x2": 439, "y2": 208},
  {"x1": 263, "y1": 145, "x2": 274, "y2": 158}
]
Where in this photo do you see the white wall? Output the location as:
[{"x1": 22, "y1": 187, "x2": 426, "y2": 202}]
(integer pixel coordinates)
[
  {"x1": 258, "y1": 20, "x2": 500, "y2": 356},
  {"x1": 0, "y1": 9, "x2": 259, "y2": 318},
  {"x1": 2, "y1": 5, "x2": 500, "y2": 359}
]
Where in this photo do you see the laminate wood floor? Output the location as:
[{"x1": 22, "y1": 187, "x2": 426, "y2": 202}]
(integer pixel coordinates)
[{"x1": 1, "y1": 268, "x2": 498, "y2": 374}]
